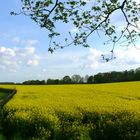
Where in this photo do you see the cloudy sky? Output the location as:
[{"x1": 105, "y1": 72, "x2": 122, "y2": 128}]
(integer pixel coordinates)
[{"x1": 0, "y1": 0, "x2": 140, "y2": 82}]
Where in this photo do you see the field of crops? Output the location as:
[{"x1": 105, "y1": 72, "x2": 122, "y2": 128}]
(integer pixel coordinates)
[{"x1": 0, "y1": 82, "x2": 140, "y2": 140}]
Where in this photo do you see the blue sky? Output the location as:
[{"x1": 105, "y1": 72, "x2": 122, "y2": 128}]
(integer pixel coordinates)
[{"x1": 0, "y1": 0, "x2": 140, "y2": 82}]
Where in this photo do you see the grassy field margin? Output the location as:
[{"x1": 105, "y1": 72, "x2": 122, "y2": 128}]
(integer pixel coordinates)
[
  {"x1": 0, "y1": 88, "x2": 17, "y2": 108},
  {"x1": 0, "y1": 87, "x2": 17, "y2": 139}
]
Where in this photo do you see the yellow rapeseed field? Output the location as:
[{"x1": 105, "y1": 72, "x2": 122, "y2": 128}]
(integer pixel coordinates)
[{"x1": 1, "y1": 81, "x2": 140, "y2": 140}]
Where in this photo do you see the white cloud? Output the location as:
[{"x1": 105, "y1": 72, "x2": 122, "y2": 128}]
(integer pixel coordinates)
[
  {"x1": 70, "y1": 27, "x2": 79, "y2": 33},
  {"x1": 0, "y1": 46, "x2": 15, "y2": 57},
  {"x1": 69, "y1": 55, "x2": 81, "y2": 63},
  {"x1": 134, "y1": 0, "x2": 140, "y2": 4},
  {"x1": 81, "y1": 47, "x2": 140, "y2": 70},
  {"x1": 27, "y1": 55, "x2": 40, "y2": 66},
  {"x1": 24, "y1": 40, "x2": 39, "y2": 47},
  {"x1": 82, "y1": 0, "x2": 92, "y2": 3},
  {"x1": 12, "y1": 37, "x2": 39, "y2": 47},
  {"x1": 81, "y1": 48, "x2": 103, "y2": 69},
  {"x1": 68, "y1": 47, "x2": 140, "y2": 71},
  {"x1": 0, "y1": 46, "x2": 40, "y2": 72},
  {"x1": 27, "y1": 59, "x2": 39, "y2": 66},
  {"x1": 14, "y1": 46, "x2": 35, "y2": 57},
  {"x1": 114, "y1": 48, "x2": 140, "y2": 65}
]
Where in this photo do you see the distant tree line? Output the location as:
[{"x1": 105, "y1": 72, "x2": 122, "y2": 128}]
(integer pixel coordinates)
[
  {"x1": 21, "y1": 67, "x2": 140, "y2": 85},
  {"x1": 0, "y1": 82, "x2": 15, "y2": 85},
  {"x1": 0, "y1": 68, "x2": 140, "y2": 85},
  {"x1": 22, "y1": 80, "x2": 45, "y2": 85},
  {"x1": 93, "y1": 68, "x2": 140, "y2": 84},
  {"x1": 22, "y1": 74, "x2": 85, "y2": 85}
]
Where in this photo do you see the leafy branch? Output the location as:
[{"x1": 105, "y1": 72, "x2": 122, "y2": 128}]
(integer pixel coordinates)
[{"x1": 11, "y1": 0, "x2": 140, "y2": 60}]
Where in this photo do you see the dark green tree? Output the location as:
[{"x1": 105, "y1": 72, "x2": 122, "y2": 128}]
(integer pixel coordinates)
[
  {"x1": 22, "y1": 80, "x2": 45, "y2": 85},
  {"x1": 62, "y1": 75, "x2": 72, "y2": 84},
  {"x1": 71, "y1": 74, "x2": 83, "y2": 83},
  {"x1": 46, "y1": 78, "x2": 55, "y2": 84},
  {"x1": 135, "y1": 68, "x2": 140, "y2": 81},
  {"x1": 87, "y1": 76, "x2": 94, "y2": 84},
  {"x1": 12, "y1": 0, "x2": 140, "y2": 59}
]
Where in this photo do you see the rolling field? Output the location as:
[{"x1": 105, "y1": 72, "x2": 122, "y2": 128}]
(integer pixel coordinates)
[{"x1": 0, "y1": 82, "x2": 140, "y2": 140}]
